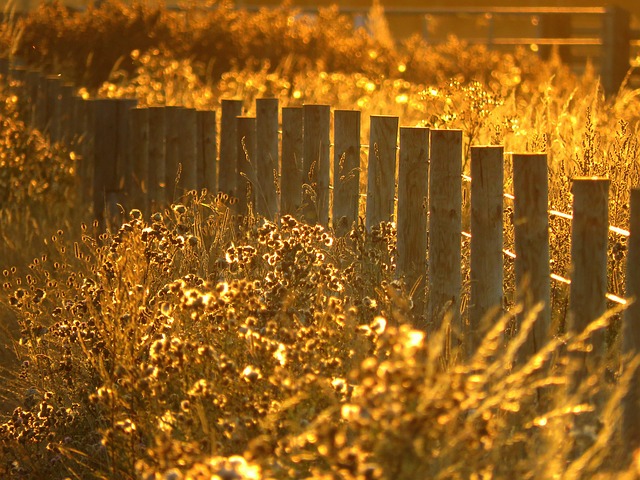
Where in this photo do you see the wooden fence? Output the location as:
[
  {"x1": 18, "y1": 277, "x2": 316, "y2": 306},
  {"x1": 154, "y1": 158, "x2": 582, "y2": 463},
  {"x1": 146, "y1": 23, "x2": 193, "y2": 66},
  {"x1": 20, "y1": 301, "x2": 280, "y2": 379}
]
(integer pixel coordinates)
[{"x1": 4, "y1": 61, "x2": 640, "y2": 451}]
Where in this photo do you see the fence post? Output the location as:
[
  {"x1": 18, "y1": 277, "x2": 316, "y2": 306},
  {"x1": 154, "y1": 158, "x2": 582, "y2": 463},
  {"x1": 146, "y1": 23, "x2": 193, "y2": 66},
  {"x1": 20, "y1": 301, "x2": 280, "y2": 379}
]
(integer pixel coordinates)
[
  {"x1": 281, "y1": 107, "x2": 303, "y2": 217},
  {"x1": 513, "y1": 153, "x2": 551, "y2": 360},
  {"x1": 623, "y1": 188, "x2": 640, "y2": 453},
  {"x1": 129, "y1": 107, "x2": 150, "y2": 214},
  {"x1": 177, "y1": 107, "x2": 198, "y2": 195},
  {"x1": 256, "y1": 98, "x2": 279, "y2": 219},
  {"x1": 25, "y1": 70, "x2": 40, "y2": 125},
  {"x1": 197, "y1": 109, "x2": 217, "y2": 195},
  {"x1": 164, "y1": 106, "x2": 183, "y2": 204},
  {"x1": 91, "y1": 99, "x2": 118, "y2": 228},
  {"x1": 302, "y1": 104, "x2": 331, "y2": 226},
  {"x1": 428, "y1": 129, "x2": 463, "y2": 336},
  {"x1": 333, "y1": 110, "x2": 362, "y2": 235},
  {"x1": 365, "y1": 115, "x2": 399, "y2": 230},
  {"x1": 237, "y1": 116, "x2": 257, "y2": 216},
  {"x1": 601, "y1": 5, "x2": 630, "y2": 95},
  {"x1": 147, "y1": 107, "x2": 167, "y2": 212},
  {"x1": 397, "y1": 126, "x2": 429, "y2": 321},
  {"x1": 58, "y1": 84, "x2": 75, "y2": 144},
  {"x1": 46, "y1": 76, "x2": 63, "y2": 140},
  {"x1": 116, "y1": 98, "x2": 138, "y2": 212},
  {"x1": 469, "y1": 145, "x2": 504, "y2": 354},
  {"x1": 219, "y1": 99, "x2": 243, "y2": 200},
  {"x1": 568, "y1": 178, "x2": 609, "y2": 377}
]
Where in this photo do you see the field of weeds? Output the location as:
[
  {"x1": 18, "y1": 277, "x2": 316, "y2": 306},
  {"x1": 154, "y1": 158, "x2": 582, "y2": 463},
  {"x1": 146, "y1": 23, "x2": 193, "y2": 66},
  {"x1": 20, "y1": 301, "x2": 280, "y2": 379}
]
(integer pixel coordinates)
[{"x1": 2, "y1": 1, "x2": 640, "y2": 478}]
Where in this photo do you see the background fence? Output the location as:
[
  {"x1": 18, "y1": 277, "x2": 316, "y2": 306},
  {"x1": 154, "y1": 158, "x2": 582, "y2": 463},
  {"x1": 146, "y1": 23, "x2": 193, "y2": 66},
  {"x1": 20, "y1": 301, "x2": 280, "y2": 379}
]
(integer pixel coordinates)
[{"x1": 4, "y1": 58, "x2": 640, "y2": 449}]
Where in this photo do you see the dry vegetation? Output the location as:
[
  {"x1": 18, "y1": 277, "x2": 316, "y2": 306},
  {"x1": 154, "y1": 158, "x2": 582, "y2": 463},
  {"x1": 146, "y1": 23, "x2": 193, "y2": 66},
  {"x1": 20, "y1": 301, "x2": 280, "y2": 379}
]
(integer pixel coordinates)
[{"x1": 2, "y1": 1, "x2": 640, "y2": 478}]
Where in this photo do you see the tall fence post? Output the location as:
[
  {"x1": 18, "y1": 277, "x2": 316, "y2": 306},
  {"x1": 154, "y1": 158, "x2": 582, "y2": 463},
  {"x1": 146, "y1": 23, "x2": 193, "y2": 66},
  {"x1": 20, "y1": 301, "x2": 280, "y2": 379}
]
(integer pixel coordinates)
[
  {"x1": 512, "y1": 153, "x2": 551, "y2": 360},
  {"x1": 302, "y1": 104, "x2": 331, "y2": 226},
  {"x1": 333, "y1": 109, "x2": 361, "y2": 235},
  {"x1": 469, "y1": 145, "x2": 504, "y2": 354},
  {"x1": 281, "y1": 107, "x2": 303, "y2": 217},
  {"x1": 601, "y1": 5, "x2": 630, "y2": 95},
  {"x1": 219, "y1": 99, "x2": 243, "y2": 201},
  {"x1": 164, "y1": 106, "x2": 183, "y2": 204},
  {"x1": 568, "y1": 178, "x2": 609, "y2": 379},
  {"x1": 147, "y1": 107, "x2": 166, "y2": 211},
  {"x1": 256, "y1": 98, "x2": 279, "y2": 219},
  {"x1": 197, "y1": 109, "x2": 217, "y2": 195},
  {"x1": 129, "y1": 107, "x2": 150, "y2": 214},
  {"x1": 396, "y1": 126, "x2": 429, "y2": 321},
  {"x1": 237, "y1": 116, "x2": 257, "y2": 217},
  {"x1": 623, "y1": 188, "x2": 640, "y2": 453},
  {"x1": 428, "y1": 129, "x2": 463, "y2": 336},
  {"x1": 365, "y1": 115, "x2": 398, "y2": 230}
]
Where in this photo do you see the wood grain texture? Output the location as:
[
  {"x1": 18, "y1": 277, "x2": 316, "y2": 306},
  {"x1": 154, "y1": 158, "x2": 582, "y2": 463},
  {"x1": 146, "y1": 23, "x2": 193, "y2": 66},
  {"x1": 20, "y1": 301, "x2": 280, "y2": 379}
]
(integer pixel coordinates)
[
  {"x1": 281, "y1": 107, "x2": 303, "y2": 217},
  {"x1": 256, "y1": 98, "x2": 279, "y2": 219},
  {"x1": 302, "y1": 104, "x2": 331, "y2": 226},
  {"x1": 333, "y1": 110, "x2": 361, "y2": 235}
]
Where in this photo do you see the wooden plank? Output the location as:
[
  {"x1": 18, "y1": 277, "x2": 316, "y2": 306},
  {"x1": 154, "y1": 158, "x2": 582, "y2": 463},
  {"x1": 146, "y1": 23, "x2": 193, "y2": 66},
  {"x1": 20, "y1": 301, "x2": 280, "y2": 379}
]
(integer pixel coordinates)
[
  {"x1": 256, "y1": 98, "x2": 279, "y2": 219},
  {"x1": 428, "y1": 129, "x2": 463, "y2": 335},
  {"x1": 333, "y1": 109, "x2": 361, "y2": 235},
  {"x1": 281, "y1": 107, "x2": 303, "y2": 217},
  {"x1": 469, "y1": 146, "x2": 504, "y2": 354},
  {"x1": 513, "y1": 153, "x2": 551, "y2": 360},
  {"x1": 365, "y1": 115, "x2": 399, "y2": 230},
  {"x1": 396, "y1": 126, "x2": 429, "y2": 321},
  {"x1": 302, "y1": 104, "x2": 331, "y2": 226}
]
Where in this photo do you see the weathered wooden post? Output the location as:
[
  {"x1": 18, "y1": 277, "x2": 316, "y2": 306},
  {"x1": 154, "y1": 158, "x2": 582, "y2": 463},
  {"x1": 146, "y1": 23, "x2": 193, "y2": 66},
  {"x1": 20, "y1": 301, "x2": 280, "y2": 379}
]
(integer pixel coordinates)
[
  {"x1": 568, "y1": 178, "x2": 609, "y2": 377},
  {"x1": 197, "y1": 109, "x2": 217, "y2": 195},
  {"x1": 428, "y1": 129, "x2": 463, "y2": 335},
  {"x1": 365, "y1": 115, "x2": 399, "y2": 230},
  {"x1": 116, "y1": 98, "x2": 138, "y2": 211},
  {"x1": 91, "y1": 98, "x2": 118, "y2": 228},
  {"x1": 601, "y1": 6, "x2": 630, "y2": 96},
  {"x1": 58, "y1": 84, "x2": 75, "y2": 144},
  {"x1": 333, "y1": 110, "x2": 361, "y2": 235},
  {"x1": 513, "y1": 153, "x2": 551, "y2": 360},
  {"x1": 256, "y1": 98, "x2": 279, "y2": 219},
  {"x1": 281, "y1": 107, "x2": 303, "y2": 217},
  {"x1": 302, "y1": 104, "x2": 331, "y2": 226},
  {"x1": 623, "y1": 188, "x2": 640, "y2": 453},
  {"x1": 164, "y1": 106, "x2": 183, "y2": 204},
  {"x1": 25, "y1": 70, "x2": 41, "y2": 125},
  {"x1": 129, "y1": 107, "x2": 150, "y2": 214},
  {"x1": 219, "y1": 99, "x2": 243, "y2": 201},
  {"x1": 237, "y1": 116, "x2": 257, "y2": 216},
  {"x1": 45, "y1": 75, "x2": 63, "y2": 140},
  {"x1": 397, "y1": 126, "x2": 429, "y2": 320},
  {"x1": 177, "y1": 107, "x2": 198, "y2": 195},
  {"x1": 469, "y1": 145, "x2": 504, "y2": 353},
  {"x1": 147, "y1": 107, "x2": 167, "y2": 211}
]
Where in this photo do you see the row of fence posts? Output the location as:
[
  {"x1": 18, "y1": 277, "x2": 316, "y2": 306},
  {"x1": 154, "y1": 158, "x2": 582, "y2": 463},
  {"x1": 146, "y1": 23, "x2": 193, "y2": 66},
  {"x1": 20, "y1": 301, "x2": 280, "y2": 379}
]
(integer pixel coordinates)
[{"x1": 4, "y1": 59, "x2": 640, "y2": 453}]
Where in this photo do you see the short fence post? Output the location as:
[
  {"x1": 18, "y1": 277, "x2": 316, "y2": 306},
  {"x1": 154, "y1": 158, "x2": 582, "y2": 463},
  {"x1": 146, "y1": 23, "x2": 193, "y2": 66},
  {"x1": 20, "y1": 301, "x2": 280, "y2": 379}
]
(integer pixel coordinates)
[
  {"x1": 116, "y1": 98, "x2": 138, "y2": 212},
  {"x1": 365, "y1": 115, "x2": 399, "y2": 230},
  {"x1": 512, "y1": 153, "x2": 551, "y2": 360},
  {"x1": 428, "y1": 129, "x2": 463, "y2": 335},
  {"x1": 25, "y1": 70, "x2": 40, "y2": 125},
  {"x1": 256, "y1": 98, "x2": 279, "y2": 219},
  {"x1": 177, "y1": 107, "x2": 198, "y2": 195},
  {"x1": 623, "y1": 188, "x2": 640, "y2": 452},
  {"x1": 333, "y1": 110, "x2": 361, "y2": 235},
  {"x1": 164, "y1": 106, "x2": 183, "y2": 204},
  {"x1": 46, "y1": 76, "x2": 63, "y2": 140},
  {"x1": 197, "y1": 109, "x2": 217, "y2": 195},
  {"x1": 601, "y1": 5, "x2": 630, "y2": 95},
  {"x1": 469, "y1": 145, "x2": 504, "y2": 354},
  {"x1": 58, "y1": 84, "x2": 75, "y2": 144},
  {"x1": 237, "y1": 116, "x2": 257, "y2": 216},
  {"x1": 568, "y1": 178, "x2": 609, "y2": 380},
  {"x1": 302, "y1": 104, "x2": 331, "y2": 226},
  {"x1": 281, "y1": 107, "x2": 303, "y2": 216},
  {"x1": 396, "y1": 126, "x2": 429, "y2": 321},
  {"x1": 219, "y1": 99, "x2": 243, "y2": 200},
  {"x1": 129, "y1": 107, "x2": 150, "y2": 214},
  {"x1": 147, "y1": 107, "x2": 167, "y2": 211},
  {"x1": 91, "y1": 98, "x2": 118, "y2": 228}
]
